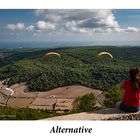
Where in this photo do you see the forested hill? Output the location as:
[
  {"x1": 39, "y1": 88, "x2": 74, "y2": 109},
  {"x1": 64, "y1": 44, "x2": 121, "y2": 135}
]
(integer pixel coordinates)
[{"x1": 0, "y1": 46, "x2": 140, "y2": 91}]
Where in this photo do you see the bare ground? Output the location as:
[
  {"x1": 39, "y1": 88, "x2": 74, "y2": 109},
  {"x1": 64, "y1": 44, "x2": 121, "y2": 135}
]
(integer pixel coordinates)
[{"x1": 0, "y1": 82, "x2": 105, "y2": 111}]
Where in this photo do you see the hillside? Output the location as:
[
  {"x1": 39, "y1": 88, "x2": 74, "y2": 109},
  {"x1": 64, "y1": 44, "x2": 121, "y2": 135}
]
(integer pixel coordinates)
[
  {"x1": 0, "y1": 46, "x2": 140, "y2": 120},
  {"x1": 0, "y1": 46, "x2": 140, "y2": 92}
]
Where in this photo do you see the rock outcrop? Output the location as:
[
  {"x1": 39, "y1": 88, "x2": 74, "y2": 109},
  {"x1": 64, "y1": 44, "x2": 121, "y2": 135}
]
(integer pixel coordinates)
[{"x1": 45, "y1": 108, "x2": 140, "y2": 120}]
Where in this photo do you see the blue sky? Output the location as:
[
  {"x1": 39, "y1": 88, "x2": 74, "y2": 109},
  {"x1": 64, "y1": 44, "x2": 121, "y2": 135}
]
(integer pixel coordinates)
[
  {"x1": 114, "y1": 9, "x2": 140, "y2": 27},
  {"x1": 0, "y1": 9, "x2": 140, "y2": 45}
]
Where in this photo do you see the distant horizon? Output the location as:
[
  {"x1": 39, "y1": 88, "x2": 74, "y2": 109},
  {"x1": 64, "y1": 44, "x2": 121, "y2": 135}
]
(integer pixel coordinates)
[
  {"x1": 1, "y1": 40, "x2": 140, "y2": 47},
  {"x1": 0, "y1": 40, "x2": 140, "y2": 49}
]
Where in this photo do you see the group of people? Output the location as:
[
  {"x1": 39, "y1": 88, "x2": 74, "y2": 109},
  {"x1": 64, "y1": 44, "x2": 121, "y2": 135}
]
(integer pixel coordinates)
[{"x1": 118, "y1": 67, "x2": 140, "y2": 112}]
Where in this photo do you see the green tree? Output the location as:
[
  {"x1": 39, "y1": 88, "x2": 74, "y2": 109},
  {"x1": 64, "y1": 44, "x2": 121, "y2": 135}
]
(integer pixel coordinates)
[
  {"x1": 104, "y1": 84, "x2": 123, "y2": 108},
  {"x1": 72, "y1": 92, "x2": 96, "y2": 112}
]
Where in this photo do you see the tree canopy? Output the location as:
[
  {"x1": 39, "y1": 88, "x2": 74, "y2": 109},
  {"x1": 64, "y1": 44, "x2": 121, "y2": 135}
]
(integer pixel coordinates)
[{"x1": 0, "y1": 46, "x2": 139, "y2": 91}]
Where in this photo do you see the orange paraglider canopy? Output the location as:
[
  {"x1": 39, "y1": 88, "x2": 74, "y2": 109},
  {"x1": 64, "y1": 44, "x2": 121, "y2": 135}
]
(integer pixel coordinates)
[{"x1": 44, "y1": 52, "x2": 61, "y2": 58}]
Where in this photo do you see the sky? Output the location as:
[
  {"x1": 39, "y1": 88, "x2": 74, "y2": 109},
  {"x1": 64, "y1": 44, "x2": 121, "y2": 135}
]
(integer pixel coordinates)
[{"x1": 0, "y1": 9, "x2": 140, "y2": 45}]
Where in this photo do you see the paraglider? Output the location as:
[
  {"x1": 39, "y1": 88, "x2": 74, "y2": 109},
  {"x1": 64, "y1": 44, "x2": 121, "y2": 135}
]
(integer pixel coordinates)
[
  {"x1": 44, "y1": 52, "x2": 61, "y2": 58},
  {"x1": 97, "y1": 51, "x2": 113, "y2": 59}
]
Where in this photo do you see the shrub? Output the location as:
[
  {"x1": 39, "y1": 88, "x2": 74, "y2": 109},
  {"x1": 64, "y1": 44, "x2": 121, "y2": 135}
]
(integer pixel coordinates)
[
  {"x1": 0, "y1": 106, "x2": 54, "y2": 120},
  {"x1": 72, "y1": 92, "x2": 96, "y2": 112},
  {"x1": 104, "y1": 84, "x2": 123, "y2": 108}
]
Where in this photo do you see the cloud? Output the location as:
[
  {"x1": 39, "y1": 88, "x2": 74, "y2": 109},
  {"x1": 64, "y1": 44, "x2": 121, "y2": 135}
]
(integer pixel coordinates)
[
  {"x1": 34, "y1": 9, "x2": 140, "y2": 34},
  {"x1": 26, "y1": 25, "x2": 34, "y2": 31},
  {"x1": 26, "y1": 21, "x2": 56, "y2": 32},
  {"x1": 6, "y1": 21, "x2": 55, "y2": 32},
  {"x1": 125, "y1": 27, "x2": 140, "y2": 32},
  {"x1": 66, "y1": 21, "x2": 88, "y2": 33},
  {"x1": 6, "y1": 23, "x2": 25, "y2": 31},
  {"x1": 5, "y1": 10, "x2": 140, "y2": 35},
  {"x1": 34, "y1": 9, "x2": 121, "y2": 33},
  {"x1": 35, "y1": 21, "x2": 55, "y2": 30}
]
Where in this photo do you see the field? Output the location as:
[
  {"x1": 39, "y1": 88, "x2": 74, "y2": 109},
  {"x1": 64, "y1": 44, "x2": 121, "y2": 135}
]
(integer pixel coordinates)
[{"x1": 0, "y1": 81, "x2": 104, "y2": 111}]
